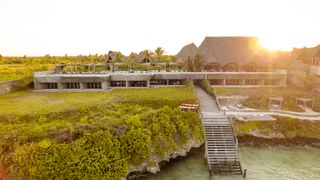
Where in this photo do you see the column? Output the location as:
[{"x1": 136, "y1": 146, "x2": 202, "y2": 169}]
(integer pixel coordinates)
[
  {"x1": 80, "y1": 82, "x2": 86, "y2": 89},
  {"x1": 240, "y1": 79, "x2": 245, "y2": 85},
  {"x1": 34, "y1": 80, "x2": 41, "y2": 90},
  {"x1": 126, "y1": 81, "x2": 129, "y2": 88},
  {"x1": 58, "y1": 82, "x2": 64, "y2": 89},
  {"x1": 102, "y1": 81, "x2": 110, "y2": 90},
  {"x1": 147, "y1": 80, "x2": 150, "y2": 88},
  {"x1": 257, "y1": 79, "x2": 264, "y2": 86}
]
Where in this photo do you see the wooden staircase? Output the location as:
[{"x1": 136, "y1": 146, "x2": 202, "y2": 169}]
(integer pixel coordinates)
[{"x1": 202, "y1": 112, "x2": 244, "y2": 176}]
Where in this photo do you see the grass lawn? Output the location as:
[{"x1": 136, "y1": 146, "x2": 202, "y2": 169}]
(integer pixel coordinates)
[
  {"x1": 0, "y1": 86, "x2": 198, "y2": 146},
  {"x1": 0, "y1": 87, "x2": 197, "y2": 116},
  {"x1": 215, "y1": 87, "x2": 320, "y2": 112}
]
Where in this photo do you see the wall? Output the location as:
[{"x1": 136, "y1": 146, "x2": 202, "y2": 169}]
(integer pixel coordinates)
[{"x1": 0, "y1": 79, "x2": 23, "y2": 95}]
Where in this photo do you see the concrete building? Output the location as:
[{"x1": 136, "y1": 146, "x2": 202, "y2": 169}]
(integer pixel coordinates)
[
  {"x1": 34, "y1": 36, "x2": 290, "y2": 91},
  {"x1": 34, "y1": 69, "x2": 287, "y2": 91}
]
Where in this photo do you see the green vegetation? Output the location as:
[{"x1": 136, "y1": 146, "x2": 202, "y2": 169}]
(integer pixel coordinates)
[
  {"x1": 0, "y1": 64, "x2": 51, "y2": 82},
  {"x1": 0, "y1": 54, "x2": 106, "y2": 85},
  {"x1": 184, "y1": 54, "x2": 204, "y2": 72},
  {"x1": 198, "y1": 79, "x2": 216, "y2": 97},
  {"x1": 234, "y1": 116, "x2": 320, "y2": 138},
  {"x1": 215, "y1": 87, "x2": 320, "y2": 112},
  {"x1": 0, "y1": 86, "x2": 203, "y2": 179}
]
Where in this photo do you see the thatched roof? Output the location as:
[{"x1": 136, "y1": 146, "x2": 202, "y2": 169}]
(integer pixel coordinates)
[
  {"x1": 293, "y1": 45, "x2": 320, "y2": 62},
  {"x1": 176, "y1": 37, "x2": 270, "y2": 66},
  {"x1": 197, "y1": 37, "x2": 269, "y2": 65},
  {"x1": 106, "y1": 51, "x2": 126, "y2": 63},
  {"x1": 133, "y1": 52, "x2": 153, "y2": 63},
  {"x1": 176, "y1": 43, "x2": 198, "y2": 61}
]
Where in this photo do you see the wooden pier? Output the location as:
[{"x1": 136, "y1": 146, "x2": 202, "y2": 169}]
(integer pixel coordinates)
[{"x1": 195, "y1": 86, "x2": 245, "y2": 176}]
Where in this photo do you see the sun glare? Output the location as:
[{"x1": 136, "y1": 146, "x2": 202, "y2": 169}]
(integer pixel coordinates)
[{"x1": 259, "y1": 37, "x2": 293, "y2": 51}]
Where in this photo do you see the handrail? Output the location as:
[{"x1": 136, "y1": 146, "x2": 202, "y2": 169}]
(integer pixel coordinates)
[
  {"x1": 200, "y1": 113, "x2": 212, "y2": 172},
  {"x1": 229, "y1": 116, "x2": 245, "y2": 176}
]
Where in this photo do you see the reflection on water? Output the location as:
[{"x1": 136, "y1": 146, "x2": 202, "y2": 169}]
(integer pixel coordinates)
[{"x1": 139, "y1": 147, "x2": 320, "y2": 180}]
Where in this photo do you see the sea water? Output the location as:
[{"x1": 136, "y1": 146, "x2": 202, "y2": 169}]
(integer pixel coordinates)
[{"x1": 139, "y1": 147, "x2": 320, "y2": 180}]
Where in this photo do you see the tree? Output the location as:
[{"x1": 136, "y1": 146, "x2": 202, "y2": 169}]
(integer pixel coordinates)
[
  {"x1": 154, "y1": 47, "x2": 165, "y2": 62},
  {"x1": 183, "y1": 54, "x2": 204, "y2": 72},
  {"x1": 193, "y1": 54, "x2": 204, "y2": 71},
  {"x1": 128, "y1": 52, "x2": 137, "y2": 63},
  {"x1": 142, "y1": 50, "x2": 154, "y2": 62},
  {"x1": 115, "y1": 52, "x2": 123, "y2": 63}
]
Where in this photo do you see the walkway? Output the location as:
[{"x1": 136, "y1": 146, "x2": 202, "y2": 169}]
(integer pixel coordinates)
[
  {"x1": 195, "y1": 87, "x2": 220, "y2": 112},
  {"x1": 195, "y1": 86, "x2": 244, "y2": 176}
]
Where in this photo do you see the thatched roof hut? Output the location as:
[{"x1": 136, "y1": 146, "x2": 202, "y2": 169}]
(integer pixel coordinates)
[
  {"x1": 293, "y1": 45, "x2": 320, "y2": 65},
  {"x1": 106, "y1": 51, "x2": 127, "y2": 63},
  {"x1": 133, "y1": 52, "x2": 153, "y2": 63}
]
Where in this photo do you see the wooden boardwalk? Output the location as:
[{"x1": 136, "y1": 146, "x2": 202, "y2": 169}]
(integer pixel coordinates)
[{"x1": 195, "y1": 87, "x2": 244, "y2": 176}]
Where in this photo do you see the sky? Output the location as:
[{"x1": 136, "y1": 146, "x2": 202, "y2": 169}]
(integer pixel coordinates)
[{"x1": 0, "y1": 0, "x2": 319, "y2": 56}]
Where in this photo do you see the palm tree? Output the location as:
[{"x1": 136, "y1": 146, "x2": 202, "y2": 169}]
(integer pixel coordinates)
[
  {"x1": 193, "y1": 54, "x2": 204, "y2": 71},
  {"x1": 115, "y1": 52, "x2": 123, "y2": 63},
  {"x1": 154, "y1": 47, "x2": 165, "y2": 62},
  {"x1": 128, "y1": 52, "x2": 138, "y2": 71},
  {"x1": 142, "y1": 50, "x2": 154, "y2": 62},
  {"x1": 183, "y1": 54, "x2": 204, "y2": 72}
]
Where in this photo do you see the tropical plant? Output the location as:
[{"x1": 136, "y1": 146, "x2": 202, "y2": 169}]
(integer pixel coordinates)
[
  {"x1": 154, "y1": 47, "x2": 165, "y2": 62},
  {"x1": 183, "y1": 54, "x2": 204, "y2": 72},
  {"x1": 142, "y1": 50, "x2": 154, "y2": 62},
  {"x1": 115, "y1": 52, "x2": 123, "y2": 63}
]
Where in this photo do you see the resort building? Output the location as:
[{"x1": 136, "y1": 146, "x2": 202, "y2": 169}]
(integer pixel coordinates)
[
  {"x1": 34, "y1": 37, "x2": 288, "y2": 91},
  {"x1": 34, "y1": 68, "x2": 287, "y2": 91}
]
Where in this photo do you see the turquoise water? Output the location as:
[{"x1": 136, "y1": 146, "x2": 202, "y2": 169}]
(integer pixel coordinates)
[{"x1": 139, "y1": 147, "x2": 320, "y2": 180}]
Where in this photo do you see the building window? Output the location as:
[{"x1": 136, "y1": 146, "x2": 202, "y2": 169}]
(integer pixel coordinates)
[
  {"x1": 43, "y1": 83, "x2": 58, "y2": 89},
  {"x1": 245, "y1": 79, "x2": 257, "y2": 85},
  {"x1": 226, "y1": 79, "x2": 240, "y2": 85},
  {"x1": 87, "y1": 82, "x2": 102, "y2": 89},
  {"x1": 265, "y1": 79, "x2": 276, "y2": 85},
  {"x1": 128, "y1": 81, "x2": 147, "y2": 87},
  {"x1": 66, "y1": 82, "x2": 80, "y2": 89},
  {"x1": 168, "y1": 79, "x2": 185, "y2": 85},
  {"x1": 209, "y1": 79, "x2": 224, "y2": 85},
  {"x1": 150, "y1": 79, "x2": 167, "y2": 85},
  {"x1": 111, "y1": 81, "x2": 126, "y2": 87}
]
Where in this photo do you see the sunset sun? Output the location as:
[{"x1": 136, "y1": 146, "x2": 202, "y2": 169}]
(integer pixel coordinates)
[{"x1": 259, "y1": 37, "x2": 293, "y2": 51}]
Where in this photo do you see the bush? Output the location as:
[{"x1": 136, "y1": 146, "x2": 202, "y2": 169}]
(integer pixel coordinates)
[{"x1": 3, "y1": 104, "x2": 202, "y2": 179}]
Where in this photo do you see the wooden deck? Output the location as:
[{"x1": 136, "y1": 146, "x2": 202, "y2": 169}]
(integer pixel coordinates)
[{"x1": 195, "y1": 87, "x2": 244, "y2": 176}]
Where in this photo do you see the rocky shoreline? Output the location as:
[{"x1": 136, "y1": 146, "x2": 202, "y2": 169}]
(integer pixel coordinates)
[
  {"x1": 127, "y1": 135, "x2": 320, "y2": 179},
  {"x1": 126, "y1": 139, "x2": 204, "y2": 179}
]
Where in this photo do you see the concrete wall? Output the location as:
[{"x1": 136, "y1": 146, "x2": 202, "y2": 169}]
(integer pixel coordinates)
[{"x1": 0, "y1": 79, "x2": 23, "y2": 95}]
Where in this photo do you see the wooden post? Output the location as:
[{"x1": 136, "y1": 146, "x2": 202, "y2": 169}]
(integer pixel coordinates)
[{"x1": 313, "y1": 97, "x2": 315, "y2": 110}]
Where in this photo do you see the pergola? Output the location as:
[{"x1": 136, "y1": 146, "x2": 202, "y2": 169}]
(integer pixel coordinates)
[
  {"x1": 296, "y1": 97, "x2": 314, "y2": 111},
  {"x1": 269, "y1": 97, "x2": 283, "y2": 110}
]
